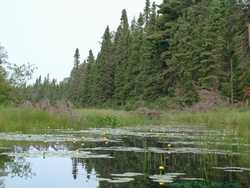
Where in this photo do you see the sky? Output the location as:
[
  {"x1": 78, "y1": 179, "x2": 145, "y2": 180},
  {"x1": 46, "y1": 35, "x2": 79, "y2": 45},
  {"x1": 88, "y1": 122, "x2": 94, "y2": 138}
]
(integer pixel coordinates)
[{"x1": 0, "y1": 0, "x2": 162, "y2": 82}]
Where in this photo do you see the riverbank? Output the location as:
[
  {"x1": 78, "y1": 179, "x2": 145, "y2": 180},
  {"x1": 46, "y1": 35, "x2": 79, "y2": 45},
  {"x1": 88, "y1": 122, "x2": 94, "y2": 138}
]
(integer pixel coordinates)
[{"x1": 0, "y1": 106, "x2": 250, "y2": 135}]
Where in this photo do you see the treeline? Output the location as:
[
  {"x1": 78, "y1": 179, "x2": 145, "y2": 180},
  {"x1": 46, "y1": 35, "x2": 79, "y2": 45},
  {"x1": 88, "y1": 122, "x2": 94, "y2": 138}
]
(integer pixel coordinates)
[
  {"x1": 19, "y1": 0, "x2": 250, "y2": 108},
  {"x1": 0, "y1": 45, "x2": 11, "y2": 104},
  {"x1": 0, "y1": 45, "x2": 37, "y2": 105}
]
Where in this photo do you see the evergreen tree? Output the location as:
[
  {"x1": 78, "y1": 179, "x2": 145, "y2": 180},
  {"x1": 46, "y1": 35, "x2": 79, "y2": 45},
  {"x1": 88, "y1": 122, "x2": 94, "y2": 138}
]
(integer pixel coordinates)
[
  {"x1": 126, "y1": 14, "x2": 145, "y2": 99},
  {"x1": 96, "y1": 26, "x2": 114, "y2": 103},
  {"x1": 144, "y1": 0, "x2": 151, "y2": 25},
  {"x1": 78, "y1": 60, "x2": 87, "y2": 105},
  {"x1": 81, "y1": 50, "x2": 95, "y2": 105},
  {"x1": 69, "y1": 48, "x2": 81, "y2": 105},
  {"x1": 74, "y1": 48, "x2": 80, "y2": 69},
  {"x1": 113, "y1": 9, "x2": 130, "y2": 105},
  {"x1": 137, "y1": 1, "x2": 166, "y2": 100}
]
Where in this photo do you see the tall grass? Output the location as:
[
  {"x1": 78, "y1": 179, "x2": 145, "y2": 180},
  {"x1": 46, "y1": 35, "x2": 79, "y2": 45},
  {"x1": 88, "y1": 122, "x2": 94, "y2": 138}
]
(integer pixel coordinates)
[
  {"x1": 76, "y1": 108, "x2": 154, "y2": 128},
  {"x1": 0, "y1": 107, "x2": 154, "y2": 132},
  {"x1": 161, "y1": 108, "x2": 250, "y2": 130},
  {"x1": 0, "y1": 106, "x2": 250, "y2": 139},
  {"x1": 160, "y1": 107, "x2": 250, "y2": 142},
  {"x1": 0, "y1": 106, "x2": 74, "y2": 133}
]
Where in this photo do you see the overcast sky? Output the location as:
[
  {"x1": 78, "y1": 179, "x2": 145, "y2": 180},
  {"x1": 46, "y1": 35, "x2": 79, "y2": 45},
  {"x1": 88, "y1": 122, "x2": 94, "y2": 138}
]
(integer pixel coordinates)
[{"x1": 0, "y1": 0, "x2": 162, "y2": 81}]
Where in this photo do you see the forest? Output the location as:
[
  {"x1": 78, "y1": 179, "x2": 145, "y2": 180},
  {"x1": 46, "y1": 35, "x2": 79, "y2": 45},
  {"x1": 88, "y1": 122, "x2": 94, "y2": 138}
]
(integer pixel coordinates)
[{"x1": 1, "y1": 0, "x2": 250, "y2": 109}]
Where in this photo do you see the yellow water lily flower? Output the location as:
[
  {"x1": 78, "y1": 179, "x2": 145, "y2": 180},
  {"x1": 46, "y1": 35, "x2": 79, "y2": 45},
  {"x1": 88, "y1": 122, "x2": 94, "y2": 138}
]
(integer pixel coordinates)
[
  {"x1": 159, "y1": 166, "x2": 165, "y2": 171},
  {"x1": 159, "y1": 182, "x2": 166, "y2": 186}
]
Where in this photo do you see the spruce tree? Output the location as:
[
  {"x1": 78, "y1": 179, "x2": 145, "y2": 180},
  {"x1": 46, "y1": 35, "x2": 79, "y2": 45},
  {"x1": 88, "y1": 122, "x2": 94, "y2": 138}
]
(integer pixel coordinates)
[
  {"x1": 144, "y1": 0, "x2": 151, "y2": 25},
  {"x1": 82, "y1": 50, "x2": 95, "y2": 105},
  {"x1": 140, "y1": 2, "x2": 165, "y2": 100},
  {"x1": 126, "y1": 14, "x2": 145, "y2": 99},
  {"x1": 113, "y1": 9, "x2": 130, "y2": 105},
  {"x1": 78, "y1": 60, "x2": 87, "y2": 105},
  {"x1": 69, "y1": 48, "x2": 81, "y2": 105},
  {"x1": 96, "y1": 26, "x2": 114, "y2": 103}
]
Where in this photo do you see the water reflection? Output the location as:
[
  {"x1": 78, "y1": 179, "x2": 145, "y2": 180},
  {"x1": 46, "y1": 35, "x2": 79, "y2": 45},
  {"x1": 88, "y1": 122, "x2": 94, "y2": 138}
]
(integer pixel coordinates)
[{"x1": 0, "y1": 127, "x2": 249, "y2": 188}]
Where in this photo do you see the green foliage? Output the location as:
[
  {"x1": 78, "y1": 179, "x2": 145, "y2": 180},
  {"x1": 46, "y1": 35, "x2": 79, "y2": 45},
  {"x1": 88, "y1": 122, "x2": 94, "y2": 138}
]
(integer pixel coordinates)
[
  {"x1": 0, "y1": 107, "x2": 75, "y2": 132},
  {"x1": 0, "y1": 76, "x2": 11, "y2": 104},
  {"x1": 113, "y1": 9, "x2": 131, "y2": 105},
  {"x1": 84, "y1": 115, "x2": 121, "y2": 128},
  {"x1": 25, "y1": 0, "x2": 250, "y2": 108},
  {"x1": 69, "y1": 48, "x2": 82, "y2": 105},
  {"x1": 0, "y1": 45, "x2": 11, "y2": 104},
  {"x1": 2, "y1": 107, "x2": 250, "y2": 139},
  {"x1": 80, "y1": 50, "x2": 96, "y2": 105},
  {"x1": 25, "y1": 75, "x2": 67, "y2": 104},
  {"x1": 0, "y1": 107, "x2": 150, "y2": 132},
  {"x1": 96, "y1": 26, "x2": 115, "y2": 103},
  {"x1": 158, "y1": 0, "x2": 250, "y2": 104},
  {"x1": 7, "y1": 63, "x2": 37, "y2": 87}
]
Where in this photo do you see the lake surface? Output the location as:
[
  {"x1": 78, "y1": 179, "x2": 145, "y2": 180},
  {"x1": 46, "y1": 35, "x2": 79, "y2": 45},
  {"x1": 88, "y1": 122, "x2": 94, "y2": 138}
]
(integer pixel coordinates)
[{"x1": 0, "y1": 127, "x2": 250, "y2": 188}]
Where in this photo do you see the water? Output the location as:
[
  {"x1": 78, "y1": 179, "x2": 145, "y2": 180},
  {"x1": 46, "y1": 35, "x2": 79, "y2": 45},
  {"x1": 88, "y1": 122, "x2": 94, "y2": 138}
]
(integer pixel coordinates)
[{"x1": 0, "y1": 127, "x2": 250, "y2": 188}]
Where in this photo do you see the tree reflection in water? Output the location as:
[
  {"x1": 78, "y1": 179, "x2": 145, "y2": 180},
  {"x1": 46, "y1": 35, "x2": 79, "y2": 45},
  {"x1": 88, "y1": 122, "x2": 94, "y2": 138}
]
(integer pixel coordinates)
[
  {"x1": 0, "y1": 179, "x2": 4, "y2": 188},
  {"x1": 5, "y1": 157, "x2": 33, "y2": 179},
  {"x1": 0, "y1": 128, "x2": 249, "y2": 188},
  {"x1": 0, "y1": 143, "x2": 33, "y2": 188}
]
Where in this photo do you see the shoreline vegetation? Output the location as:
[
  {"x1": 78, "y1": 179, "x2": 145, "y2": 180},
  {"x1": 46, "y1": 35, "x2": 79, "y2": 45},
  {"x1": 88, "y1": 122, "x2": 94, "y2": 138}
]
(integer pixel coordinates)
[{"x1": 0, "y1": 105, "x2": 250, "y2": 137}]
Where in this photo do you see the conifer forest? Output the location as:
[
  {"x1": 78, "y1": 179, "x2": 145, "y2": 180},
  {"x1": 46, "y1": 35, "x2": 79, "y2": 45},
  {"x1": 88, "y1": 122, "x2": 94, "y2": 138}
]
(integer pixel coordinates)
[{"x1": 1, "y1": 0, "x2": 248, "y2": 109}]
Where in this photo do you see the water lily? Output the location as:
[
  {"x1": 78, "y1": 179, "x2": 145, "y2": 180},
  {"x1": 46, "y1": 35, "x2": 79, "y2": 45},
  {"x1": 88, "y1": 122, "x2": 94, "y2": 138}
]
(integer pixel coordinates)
[
  {"x1": 159, "y1": 165, "x2": 166, "y2": 175},
  {"x1": 159, "y1": 182, "x2": 166, "y2": 186},
  {"x1": 159, "y1": 166, "x2": 165, "y2": 171}
]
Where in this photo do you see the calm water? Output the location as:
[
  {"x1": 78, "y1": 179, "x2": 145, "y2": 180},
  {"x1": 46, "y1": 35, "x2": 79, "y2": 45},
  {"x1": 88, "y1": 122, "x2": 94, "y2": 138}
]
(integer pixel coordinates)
[{"x1": 0, "y1": 127, "x2": 250, "y2": 188}]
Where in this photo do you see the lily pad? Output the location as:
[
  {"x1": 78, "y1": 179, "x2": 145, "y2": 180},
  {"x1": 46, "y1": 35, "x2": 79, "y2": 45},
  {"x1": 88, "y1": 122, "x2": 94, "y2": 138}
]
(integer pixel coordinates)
[
  {"x1": 180, "y1": 178, "x2": 205, "y2": 181},
  {"x1": 111, "y1": 172, "x2": 144, "y2": 177},
  {"x1": 82, "y1": 146, "x2": 239, "y2": 155},
  {"x1": 98, "y1": 177, "x2": 134, "y2": 183},
  {"x1": 149, "y1": 173, "x2": 185, "y2": 183},
  {"x1": 3, "y1": 150, "x2": 113, "y2": 159},
  {"x1": 0, "y1": 133, "x2": 121, "y2": 144},
  {"x1": 213, "y1": 167, "x2": 250, "y2": 173}
]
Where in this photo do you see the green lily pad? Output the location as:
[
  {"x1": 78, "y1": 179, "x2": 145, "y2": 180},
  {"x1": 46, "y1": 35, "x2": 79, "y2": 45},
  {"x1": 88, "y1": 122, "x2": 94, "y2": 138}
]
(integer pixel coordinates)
[
  {"x1": 98, "y1": 177, "x2": 134, "y2": 183},
  {"x1": 149, "y1": 173, "x2": 185, "y2": 183},
  {"x1": 213, "y1": 167, "x2": 250, "y2": 173},
  {"x1": 111, "y1": 172, "x2": 144, "y2": 177},
  {"x1": 3, "y1": 150, "x2": 113, "y2": 159}
]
